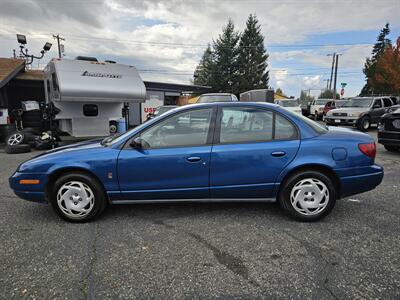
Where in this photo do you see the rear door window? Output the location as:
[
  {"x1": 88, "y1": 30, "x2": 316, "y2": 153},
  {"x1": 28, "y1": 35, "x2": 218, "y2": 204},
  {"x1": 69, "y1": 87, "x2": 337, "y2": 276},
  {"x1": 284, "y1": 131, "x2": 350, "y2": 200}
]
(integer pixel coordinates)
[
  {"x1": 382, "y1": 98, "x2": 393, "y2": 107},
  {"x1": 218, "y1": 107, "x2": 298, "y2": 144},
  {"x1": 373, "y1": 99, "x2": 382, "y2": 108}
]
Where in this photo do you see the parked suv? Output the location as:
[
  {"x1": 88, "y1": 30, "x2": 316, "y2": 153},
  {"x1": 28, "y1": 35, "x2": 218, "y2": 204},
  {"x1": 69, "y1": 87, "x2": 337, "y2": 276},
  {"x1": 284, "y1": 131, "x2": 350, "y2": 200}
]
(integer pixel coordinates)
[
  {"x1": 324, "y1": 97, "x2": 394, "y2": 131},
  {"x1": 378, "y1": 104, "x2": 400, "y2": 152}
]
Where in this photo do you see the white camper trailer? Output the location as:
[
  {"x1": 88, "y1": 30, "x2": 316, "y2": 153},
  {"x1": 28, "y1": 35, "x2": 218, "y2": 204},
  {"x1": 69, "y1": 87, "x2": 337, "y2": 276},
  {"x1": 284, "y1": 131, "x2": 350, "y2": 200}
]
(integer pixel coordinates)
[{"x1": 44, "y1": 58, "x2": 146, "y2": 137}]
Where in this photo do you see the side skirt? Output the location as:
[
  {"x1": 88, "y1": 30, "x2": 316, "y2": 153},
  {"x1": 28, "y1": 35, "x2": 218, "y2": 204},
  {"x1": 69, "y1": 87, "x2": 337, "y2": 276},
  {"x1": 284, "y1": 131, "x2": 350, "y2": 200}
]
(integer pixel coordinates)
[{"x1": 111, "y1": 198, "x2": 277, "y2": 205}]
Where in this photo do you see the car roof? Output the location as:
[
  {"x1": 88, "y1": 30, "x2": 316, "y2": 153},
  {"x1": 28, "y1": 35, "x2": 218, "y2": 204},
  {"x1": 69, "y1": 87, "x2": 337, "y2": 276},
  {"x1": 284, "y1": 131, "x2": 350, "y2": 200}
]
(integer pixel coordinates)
[
  {"x1": 200, "y1": 93, "x2": 233, "y2": 96},
  {"x1": 181, "y1": 101, "x2": 280, "y2": 109}
]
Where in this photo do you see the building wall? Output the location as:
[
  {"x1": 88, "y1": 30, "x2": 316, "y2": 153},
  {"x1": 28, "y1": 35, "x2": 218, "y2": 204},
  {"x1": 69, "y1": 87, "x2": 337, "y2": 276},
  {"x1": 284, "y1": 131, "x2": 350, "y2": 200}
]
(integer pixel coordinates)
[{"x1": 129, "y1": 90, "x2": 165, "y2": 126}]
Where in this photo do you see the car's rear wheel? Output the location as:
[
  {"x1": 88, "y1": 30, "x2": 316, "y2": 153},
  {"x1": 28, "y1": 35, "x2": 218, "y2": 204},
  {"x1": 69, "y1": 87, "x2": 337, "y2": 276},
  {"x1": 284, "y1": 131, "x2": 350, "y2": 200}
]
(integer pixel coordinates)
[
  {"x1": 50, "y1": 173, "x2": 107, "y2": 222},
  {"x1": 357, "y1": 116, "x2": 370, "y2": 131},
  {"x1": 314, "y1": 112, "x2": 319, "y2": 120},
  {"x1": 279, "y1": 171, "x2": 336, "y2": 221}
]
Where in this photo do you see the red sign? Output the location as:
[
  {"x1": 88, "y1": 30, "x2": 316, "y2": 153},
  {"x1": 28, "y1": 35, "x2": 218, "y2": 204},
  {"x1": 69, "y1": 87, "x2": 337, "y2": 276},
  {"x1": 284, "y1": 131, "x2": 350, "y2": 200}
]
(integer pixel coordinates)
[{"x1": 340, "y1": 88, "x2": 344, "y2": 96}]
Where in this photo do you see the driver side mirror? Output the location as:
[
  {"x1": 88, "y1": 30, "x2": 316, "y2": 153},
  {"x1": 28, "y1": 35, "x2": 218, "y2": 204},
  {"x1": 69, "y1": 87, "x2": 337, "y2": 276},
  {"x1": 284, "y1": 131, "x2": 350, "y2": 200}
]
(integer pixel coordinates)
[{"x1": 130, "y1": 137, "x2": 150, "y2": 149}]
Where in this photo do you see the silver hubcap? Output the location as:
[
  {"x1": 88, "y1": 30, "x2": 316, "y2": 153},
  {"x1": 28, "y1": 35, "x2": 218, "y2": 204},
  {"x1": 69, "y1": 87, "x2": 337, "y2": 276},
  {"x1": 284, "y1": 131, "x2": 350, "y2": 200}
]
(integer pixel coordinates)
[
  {"x1": 57, "y1": 181, "x2": 95, "y2": 219},
  {"x1": 363, "y1": 119, "x2": 370, "y2": 129},
  {"x1": 290, "y1": 178, "x2": 329, "y2": 216},
  {"x1": 109, "y1": 124, "x2": 117, "y2": 133},
  {"x1": 8, "y1": 133, "x2": 23, "y2": 145}
]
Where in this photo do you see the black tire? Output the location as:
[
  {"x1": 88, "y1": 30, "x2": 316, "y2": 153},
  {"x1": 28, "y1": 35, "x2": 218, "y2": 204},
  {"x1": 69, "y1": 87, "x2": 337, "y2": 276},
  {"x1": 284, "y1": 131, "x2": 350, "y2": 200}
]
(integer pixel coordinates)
[
  {"x1": 35, "y1": 140, "x2": 58, "y2": 150},
  {"x1": 23, "y1": 132, "x2": 39, "y2": 142},
  {"x1": 6, "y1": 132, "x2": 25, "y2": 146},
  {"x1": 357, "y1": 116, "x2": 371, "y2": 131},
  {"x1": 384, "y1": 145, "x2": 398, "y2": 152},
  {"x1": 279, "y1": 170, "x2": 336, "y2": 222},
  {"x1": 50, "y1": 172, "x2": 107, "y2": 222},
  {"x1": 314, "y1": 112, "x2": 319, "y2": 121},
  {"x1": 5, "y1": 144, "x2": 31, "y2": 154},
  {"x1": 109, "y1": 121, "x2": 118, "y2": 134}
]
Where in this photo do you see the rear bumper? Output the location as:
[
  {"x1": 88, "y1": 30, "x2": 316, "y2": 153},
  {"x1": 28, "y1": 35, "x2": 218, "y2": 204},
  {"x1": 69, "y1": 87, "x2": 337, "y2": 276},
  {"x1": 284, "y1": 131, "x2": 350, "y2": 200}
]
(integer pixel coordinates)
[
  {"x1": 9, "y1": 172, "x2": 48, "y2": 204},
  {"x1": 378, "y1": 131, "x2": 400, "y2": 146},
  {"x1": 337, "y1": 165, "x2": 384, "y2": 198}
]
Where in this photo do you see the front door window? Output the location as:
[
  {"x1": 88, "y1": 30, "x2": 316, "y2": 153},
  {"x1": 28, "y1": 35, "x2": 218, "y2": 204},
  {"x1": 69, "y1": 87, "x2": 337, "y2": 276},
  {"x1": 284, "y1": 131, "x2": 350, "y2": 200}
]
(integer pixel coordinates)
[{"x1": 139, "y1": 108, "x2": 213, "y2": 148}]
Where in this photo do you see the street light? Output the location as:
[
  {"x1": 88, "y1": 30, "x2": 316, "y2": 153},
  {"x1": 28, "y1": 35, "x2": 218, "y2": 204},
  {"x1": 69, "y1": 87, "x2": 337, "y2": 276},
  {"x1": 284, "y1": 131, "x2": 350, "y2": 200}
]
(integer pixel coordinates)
[
  {"x1": 16, "y1": 34, "x2": 27, "y2": 45},
  {"x1": 16, "y1": 34, "x2": 52, "y2": 65},
  {"x1": 43, "y1": 42, "x2": 52, "y2": 52}
]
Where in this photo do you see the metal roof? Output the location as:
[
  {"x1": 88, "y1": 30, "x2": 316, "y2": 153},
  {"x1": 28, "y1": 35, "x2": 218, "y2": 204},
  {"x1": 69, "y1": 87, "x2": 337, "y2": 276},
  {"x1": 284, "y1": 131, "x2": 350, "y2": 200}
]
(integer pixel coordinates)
[
  {"x1": 144, "y1": 81, "x2": 212, "y2": 93},
  {"x1": 15, "y1": 69, "x2": 44, "y2": 81},
  {"x1": 0, "y1": 58, "x2": 25, "y2": 89}
]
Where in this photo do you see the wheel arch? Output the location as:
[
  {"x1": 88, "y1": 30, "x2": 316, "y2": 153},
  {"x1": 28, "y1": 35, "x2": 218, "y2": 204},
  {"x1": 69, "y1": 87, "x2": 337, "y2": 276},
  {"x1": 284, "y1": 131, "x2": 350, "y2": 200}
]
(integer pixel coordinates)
[
  {"x1": 45, "y1": 167, "x2": 110, "y2": 204},
  {"x1": 277, "y1": 164, "x2": 341, "y2": 199}
]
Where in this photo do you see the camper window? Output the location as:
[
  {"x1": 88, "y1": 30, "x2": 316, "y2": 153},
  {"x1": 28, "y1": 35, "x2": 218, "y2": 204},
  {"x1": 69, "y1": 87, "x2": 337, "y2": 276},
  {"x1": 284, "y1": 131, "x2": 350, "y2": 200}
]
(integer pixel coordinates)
[{"x1": 83, "y1": 104, "x2": 98, "y2": 117}]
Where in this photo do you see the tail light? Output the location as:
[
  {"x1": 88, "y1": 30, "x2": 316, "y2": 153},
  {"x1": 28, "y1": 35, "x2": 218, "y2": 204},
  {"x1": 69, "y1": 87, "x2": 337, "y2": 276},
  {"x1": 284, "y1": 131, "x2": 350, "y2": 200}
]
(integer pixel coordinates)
[
  {"x1": 7, "y1": 116, "x2": 11, "y2": 124},
  {"x1": 358, "y1": 143, "x2": 376, "y2": 159}
]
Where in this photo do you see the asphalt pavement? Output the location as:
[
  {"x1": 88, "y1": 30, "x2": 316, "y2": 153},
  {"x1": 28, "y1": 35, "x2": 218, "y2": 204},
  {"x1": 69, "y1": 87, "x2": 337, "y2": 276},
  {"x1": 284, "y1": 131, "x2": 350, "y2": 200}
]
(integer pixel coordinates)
[{"x1": 0, "y1": 128, "x2": 399, "y2": 299}]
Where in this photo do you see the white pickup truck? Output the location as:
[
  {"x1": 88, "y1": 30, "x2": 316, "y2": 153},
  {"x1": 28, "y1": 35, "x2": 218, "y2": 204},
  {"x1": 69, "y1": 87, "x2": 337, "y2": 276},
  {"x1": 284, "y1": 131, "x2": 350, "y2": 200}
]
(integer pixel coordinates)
[{"x1": 310, "y1": 98, "x2": 331, "y2": 120}]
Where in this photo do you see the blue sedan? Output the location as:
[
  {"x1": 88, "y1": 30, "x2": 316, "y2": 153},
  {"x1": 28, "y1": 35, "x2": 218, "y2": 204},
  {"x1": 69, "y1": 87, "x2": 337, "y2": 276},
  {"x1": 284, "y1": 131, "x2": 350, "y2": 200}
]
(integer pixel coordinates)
[{"x1": 9, "y1": 102, "x2": 383, "y2": 222}]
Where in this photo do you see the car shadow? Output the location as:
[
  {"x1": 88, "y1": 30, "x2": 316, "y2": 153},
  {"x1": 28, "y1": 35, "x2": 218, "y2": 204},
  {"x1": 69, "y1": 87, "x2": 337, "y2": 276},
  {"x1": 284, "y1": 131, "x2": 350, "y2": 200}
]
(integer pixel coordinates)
[{"x1": 101, "y1": 201, "x2": 284, "y2": 222}]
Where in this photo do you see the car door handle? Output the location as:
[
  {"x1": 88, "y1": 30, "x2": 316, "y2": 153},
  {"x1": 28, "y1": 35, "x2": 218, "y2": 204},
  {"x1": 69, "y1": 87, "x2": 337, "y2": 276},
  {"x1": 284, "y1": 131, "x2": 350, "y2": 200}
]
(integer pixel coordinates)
[
  {"x1": 186, "y1": 156, "x2": 201, "y2": 162},
  {"x1": 271, "y1": 151, "x2": 286, "y2": 157}
]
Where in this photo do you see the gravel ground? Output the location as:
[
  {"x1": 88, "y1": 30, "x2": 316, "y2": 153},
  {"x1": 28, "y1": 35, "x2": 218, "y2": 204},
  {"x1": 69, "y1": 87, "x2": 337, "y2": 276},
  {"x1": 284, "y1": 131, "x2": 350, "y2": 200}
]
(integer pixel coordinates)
[{"x1": 0, "y1": 129, "x2": 399, "y2": 299}]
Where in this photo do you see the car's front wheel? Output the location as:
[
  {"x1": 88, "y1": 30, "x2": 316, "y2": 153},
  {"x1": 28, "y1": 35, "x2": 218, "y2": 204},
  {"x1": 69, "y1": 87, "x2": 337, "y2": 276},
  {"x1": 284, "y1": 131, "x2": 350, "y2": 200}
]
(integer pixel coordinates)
[
  {"x1": 279, "y1": 171, "x2": 336, "y2": 221},
  {"x1": 357, "y1": 116, "x2": 371, "y2": 131},
  {"x1": 50, "y1": 173, "x2": 107, "y2": 222}
]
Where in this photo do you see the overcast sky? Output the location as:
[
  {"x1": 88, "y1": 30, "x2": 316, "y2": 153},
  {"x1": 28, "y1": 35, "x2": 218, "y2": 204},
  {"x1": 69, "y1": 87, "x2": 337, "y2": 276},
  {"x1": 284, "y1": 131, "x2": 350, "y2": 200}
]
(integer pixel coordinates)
[{"x1": 1, "y1": 0, "x2": 399, "y2": 97}]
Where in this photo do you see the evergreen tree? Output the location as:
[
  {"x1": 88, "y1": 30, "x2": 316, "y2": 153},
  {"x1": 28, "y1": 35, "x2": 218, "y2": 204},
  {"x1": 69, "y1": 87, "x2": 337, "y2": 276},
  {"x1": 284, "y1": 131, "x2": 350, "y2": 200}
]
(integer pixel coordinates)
[
  {"x1": 193, "y1": 44, "x2": 214, "y2": 87},
  {"x1": 212, "y1": 19, "x2": 240, "y2": 93},
  {"x1": 299, "y1": 90, "x2": 314, "y2": 102},
  {"x1": 237, "y1": 14, "x2": 269, "y2": 94},
  {"x1": 361, "y1": 23, "x2": 392, "y2": 95}
]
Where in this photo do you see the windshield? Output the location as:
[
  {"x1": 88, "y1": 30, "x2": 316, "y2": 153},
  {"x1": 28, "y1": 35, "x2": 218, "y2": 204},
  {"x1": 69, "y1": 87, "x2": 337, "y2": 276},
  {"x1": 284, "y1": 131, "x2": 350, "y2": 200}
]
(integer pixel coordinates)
[
  {"x1": 198, "y1": 95, "x2": 232, "y2": 103},
  {"x1": 342, "y1": 98, "x2": 373, "y2": 108},
  {"x1": 335, "y1": 100, "x2": 347, "y2": 107},
  {"x1": 279, "y1": 100, "x2": 299, "y2": 107},
  {"x1": 316, "y1": 99, "x2": 330, "y2": 105}
]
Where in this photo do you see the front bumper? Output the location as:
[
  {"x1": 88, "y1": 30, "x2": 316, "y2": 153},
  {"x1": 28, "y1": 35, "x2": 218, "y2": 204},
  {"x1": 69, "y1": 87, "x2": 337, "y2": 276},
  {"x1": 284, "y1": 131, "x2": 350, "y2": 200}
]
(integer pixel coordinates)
[
  {"x1": 325, "y1": 116, "x2": 358, "y2": 126},
  {"x1": 378, "y1": 131, "x2": 400, "y2": 146},
  {"x1": 336, "y1": 164, "x2": 384, "y2": 198},
  {"x1": 9, "y1": 172, "x2": 48, "y2": 204}
]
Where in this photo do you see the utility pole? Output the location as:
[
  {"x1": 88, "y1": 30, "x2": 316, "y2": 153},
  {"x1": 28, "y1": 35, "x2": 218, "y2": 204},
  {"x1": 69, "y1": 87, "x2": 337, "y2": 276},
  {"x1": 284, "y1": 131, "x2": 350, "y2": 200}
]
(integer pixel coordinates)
[
  {"x1": 53, "y1": 34, "x2": 65, "y2": 58},
  {"x1": 327, "y1": 53, "x2": 335, "y2": 91},
  {"x1": 323, "y1": 79, "x2": 330, "y2": 90},
  {"x1": 333, "y1": 53, "x2": 342, "y2": 100}
]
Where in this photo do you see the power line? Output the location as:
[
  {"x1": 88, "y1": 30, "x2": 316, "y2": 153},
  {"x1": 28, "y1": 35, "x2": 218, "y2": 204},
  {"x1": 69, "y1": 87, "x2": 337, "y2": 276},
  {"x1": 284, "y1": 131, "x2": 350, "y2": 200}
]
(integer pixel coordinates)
[{"x1": 0, "y1": 32, "x2": 375, "y2": 49}]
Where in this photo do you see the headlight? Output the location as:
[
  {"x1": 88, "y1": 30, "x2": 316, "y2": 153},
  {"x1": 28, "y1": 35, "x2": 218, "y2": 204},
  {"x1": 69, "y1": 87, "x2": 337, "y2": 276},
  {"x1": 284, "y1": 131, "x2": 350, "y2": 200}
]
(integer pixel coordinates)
[{"x1": 378, "y1": 120, "x2": 384, "y2": 131}]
